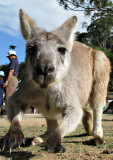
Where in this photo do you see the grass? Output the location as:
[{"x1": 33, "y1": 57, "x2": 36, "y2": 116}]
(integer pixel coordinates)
[{"x1": 0, "y1": 114, "x2": 113, "y2": 160}]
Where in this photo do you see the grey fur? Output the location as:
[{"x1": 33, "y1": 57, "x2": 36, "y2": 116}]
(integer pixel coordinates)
[{"x1": 5, "y1": 9, "x2": 111, "y2": 150}]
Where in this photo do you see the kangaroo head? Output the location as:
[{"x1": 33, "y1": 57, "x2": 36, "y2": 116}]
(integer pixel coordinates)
[{"x1": 19, "y1": 9, "x2": 77, "y2": 88}]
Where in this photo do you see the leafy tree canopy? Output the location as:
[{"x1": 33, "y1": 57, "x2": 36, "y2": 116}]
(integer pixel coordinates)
[{"x1": 57, "y1": 0, "x2": 113, "y2": 17}]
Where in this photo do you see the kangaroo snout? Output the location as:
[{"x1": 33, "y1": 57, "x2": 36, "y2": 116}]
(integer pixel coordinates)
[
  {"x1": 34, "y1": 60, "x2": 55, "y2": 88},
  {"x1": 36, "y1": 62, "x2": 55, "y2": 77}
]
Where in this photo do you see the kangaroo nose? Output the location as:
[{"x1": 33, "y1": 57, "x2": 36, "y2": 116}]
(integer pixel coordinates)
[
  {"x1": 45, "y1": 64, "x2": 54, "y2": 74},
  {"x1": 36, "y1": 63, "x2": 54, "y2": 77}
]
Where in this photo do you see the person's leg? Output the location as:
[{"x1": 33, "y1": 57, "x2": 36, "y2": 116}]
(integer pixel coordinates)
[
  {"x1": 0, "y1": 106, "x2": 1, "y2": 115},
  {"x1": 33, "y1": 108, "x2": 36, "y2": 114},
  {"x1": 30, "y1": 106, "x2": 34, "y2": 113},
  {"x1": 0, "y1": 91, "x2": 3, "y2": 116},
  {"x1": 5, "y1": 77, "x2": 18, "y2": 111},
  {"x1": 0, "y1": 106, "x2": 3, "y2": 117}
]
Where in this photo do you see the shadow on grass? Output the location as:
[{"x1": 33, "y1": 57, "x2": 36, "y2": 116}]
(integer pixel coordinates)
[
  {"x1": 64, "y1": 133, "x2": 94, "y2": 146},
  {"x1": 22, "y1": 137, "x2": 34, "y2": 147},
  {"x1": 64, "y1": 140, "x2": 91, "y2": 145},
  {"x1": 65, "y1": 133, "x2": 87, "y2": 138},
  {"x1": 0, "y1": 151, "x2": 35, "y2": 160},
  {"x1": 102, "y1": 119, "x2": 113, "y2": 122},
  {"x1": 0, "y1": 137, "x2": 35, "y2": 160},
  {"x1": 64, "y1": 139, "x2": 95, "y2": 147}
]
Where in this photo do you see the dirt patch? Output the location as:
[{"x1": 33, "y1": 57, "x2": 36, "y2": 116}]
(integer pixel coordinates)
[{"x1": 0, "y1": 113, "x2": 113, "y2": 160}]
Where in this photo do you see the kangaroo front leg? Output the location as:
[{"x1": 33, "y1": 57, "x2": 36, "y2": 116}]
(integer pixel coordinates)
[
  {"x1": 33, "y1": 119, "x2": 58, "y2": 144},
  {"x1": 45, "y1": 105, "x2": 83, "y2": 153},
  {"x1": 1, "y1": 114, "x2": 24, "y2": 153}
]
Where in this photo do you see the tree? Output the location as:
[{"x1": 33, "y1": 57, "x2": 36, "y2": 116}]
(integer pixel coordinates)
[
  {"x1": 18, "y1": 62, "x2": 26, "y2": 82},
  {"x1": 76, "y1": 7, "x2": 113, "y2": 51},
  {"x1": 0, "y1": 64, "x2": 8, "y2": 77},
  {"x1": 57, "y1": 0, "x2": 113, "y2": 17},
  {"x1": 76, "y1": 31, "x2": 90, "y2": 44},
  {"x1": 80, "y1": 15, "x2": 113, "y2": 50},
  {"x1": 58, "y1": 0, "x2": 113, "y2": 49}
]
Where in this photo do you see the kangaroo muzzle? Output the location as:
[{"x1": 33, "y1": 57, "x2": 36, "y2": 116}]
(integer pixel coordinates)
[{"x1": 34, "y1": 60, "x2": 55, "y2": 88}]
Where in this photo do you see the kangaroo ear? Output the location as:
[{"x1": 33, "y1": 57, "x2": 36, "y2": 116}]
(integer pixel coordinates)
[
  {"x1": 52, "y1": 16, "x2": 78, "y2": 50},
  {"x1": 19, "y1": 9, "x2": 43, "y2": 40}
]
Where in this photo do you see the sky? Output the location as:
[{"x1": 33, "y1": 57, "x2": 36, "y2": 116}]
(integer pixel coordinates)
[{"x1": 0, "y1": 0, "x2": 88, "y2": 65}]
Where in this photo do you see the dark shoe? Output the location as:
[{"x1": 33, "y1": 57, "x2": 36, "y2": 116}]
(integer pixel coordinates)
[{"x1": 0, "y1": 114, "x2": 3, "y2": 118}]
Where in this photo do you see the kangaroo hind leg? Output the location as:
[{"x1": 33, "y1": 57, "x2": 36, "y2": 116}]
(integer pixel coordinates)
[
  {"x1": 82, "y1": 107, "x2": 93, "y2": 136},
  {"x1": 90, "y1": 51, "x2": 110, "y2": 145}
]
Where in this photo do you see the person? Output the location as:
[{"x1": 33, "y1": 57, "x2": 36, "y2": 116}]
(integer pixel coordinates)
[
  {"x1": 0, "y1": 71, "x2": 5, "y2": 117},
  {"x1": 30, "y1": 106, "x2": 37, "y2": 114},
  {"x1": 3, "y1": 50, "x2": 19, "y2": 109}
]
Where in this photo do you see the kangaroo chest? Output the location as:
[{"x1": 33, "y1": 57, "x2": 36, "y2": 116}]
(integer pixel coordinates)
[{"x1": 29, "y1": 87, "x2": 64, "y2": 119}]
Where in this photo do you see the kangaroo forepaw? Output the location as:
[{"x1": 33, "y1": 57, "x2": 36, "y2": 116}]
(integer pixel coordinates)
[
  {"x1": 1, "y1": 119, "x2": 25, "y2": 153},
  {"x1": 40, "y1": 142, "x2": 66, "y2": 153},
  {"x1": 46, "y1": 144, "x2": 66, "y2": 153},
  {"x1": 44, "y1": 129, "x2": 66, "y2": 153}
]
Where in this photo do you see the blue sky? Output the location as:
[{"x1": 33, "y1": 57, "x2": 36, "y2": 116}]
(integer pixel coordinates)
[
  {"x1": 0, "y1": 0, "x2": 87, "y2": 65},
  {"x1": 0, "y1": 31, "x2": 25, "y2": 65}
]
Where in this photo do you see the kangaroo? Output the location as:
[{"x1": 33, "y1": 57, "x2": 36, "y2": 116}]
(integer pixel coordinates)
[{"x1": 1, "y1": 9, "x2": 110, "y2": 153}]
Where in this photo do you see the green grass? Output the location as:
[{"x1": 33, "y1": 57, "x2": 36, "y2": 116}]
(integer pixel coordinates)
[{"x1": 1, "y1": 115, "x2": 113, "y2": 160}]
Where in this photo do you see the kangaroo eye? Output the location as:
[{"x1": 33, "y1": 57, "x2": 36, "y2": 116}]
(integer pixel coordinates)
[
  {"x1": 28, "y1": 45, "x2": 37, "y2": 54},
  {"x1": 58, "y1": 47, "x2": 67, "y2": 55}
]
